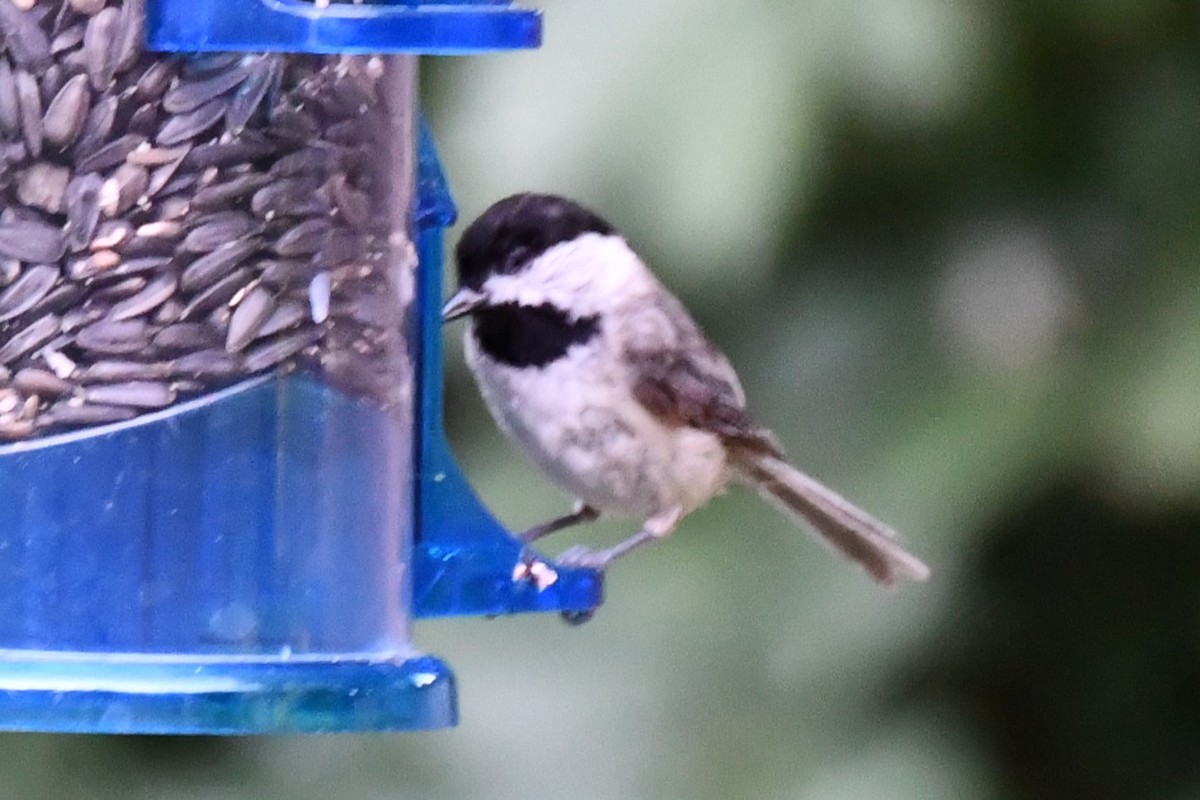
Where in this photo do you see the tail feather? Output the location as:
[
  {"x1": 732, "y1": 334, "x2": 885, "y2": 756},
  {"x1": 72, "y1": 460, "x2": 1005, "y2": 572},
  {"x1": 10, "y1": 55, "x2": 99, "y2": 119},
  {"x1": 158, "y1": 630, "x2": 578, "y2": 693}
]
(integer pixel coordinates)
[{"x1": 734, "y1": 453, "x2": 930, "y2": 585}]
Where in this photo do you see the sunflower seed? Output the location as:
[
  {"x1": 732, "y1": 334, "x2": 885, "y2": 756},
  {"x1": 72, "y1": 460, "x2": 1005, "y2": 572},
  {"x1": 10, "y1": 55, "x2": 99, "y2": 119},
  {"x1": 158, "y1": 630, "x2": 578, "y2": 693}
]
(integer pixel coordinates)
[
  {"x1": 180, "y1": 238, "x2": 259, "y2": 292},
  {"x1": 91, "y1": 275, "x2": 145, "y2": 302},
  {"x1": 68, "y1": 0, "x2": 105, "y2": 15},
  {"x1": 152, "y1": 298, "x2": 183, "y2": 325},
  {"x1": 80, "y1": 359, "x2": 172, "y2": 381},
  {"x1": 40, "y1": 63, "x2": 66, "y2": 103},
  {"x1": 64, "y1": 172, "x2": 103, "y2": 249},
  {"x1": 242, "y1": 328, "x2": 320, "y2": 372},
  {"x1": 181, "y1": 213, "x2": 259, "y2": 253},
  {"x1": 307, "y1": 271, "x2": 331, "y2": 324},
  {"x1": 0, "y1": 314, "x2": 60, "y2": 364},
  {"x1": 29, "y1": 282, "x2": 85, "y2": 318},
  {"x1": 0, "y1": 259, "x2": 19, "y2": 287},
  {"x1": 191, "y1": 172, "x2": 272, "y2": 211},
  {"x1": 0, "y1": 0, "x2": 52, "y2": 71},
  {"x1": 14, "y1": 68, "x2": 43, "y2": 157},
  {"x1": 75, "y1": 132, "x2": 146, "y2": 173},
  {"x1": 13, "y1": 367, "x2": 73, "y2": 397},
  {"x1": 70, "y1": 93, "x2": 116, "y2": 159},
  {"x1": 225, "y1": 285, "x2": 274, "y2": 353},
  {"x1": 0, "y1": 418, "x2": 37, "y2": 440},
  {"x1": 98, "y1": 162, "x2": 148, "y2": 216},
  {"x1": 173, "y1": 348, "x2": 238, "y2": 378},
  {"x1": 17, "y1": 162, "x2": 71, "y2": 214},
  {"x1": 0, "y1": 59, "x2": 19, "y2": 135},
  {"x1": 163, "y1": 59, "x2": 249, "y2": 114},
  {"x1": 329, "y1": 173, "x2": 370, "y2": 231},
  {"x1": 66, "y1": 249, "x2": 118, "y2": 279},
  {"x1": 152, "y1": 322, "x2": 215, "y2": 352},
  {"x1": 179, "y1": 266, "x2": 251, "y2": 320},
  {"x1": 156, "y1": 96, "x2": 227, "y2": 146},
  {"x1": 109, "y1": 273, "x2": 176, "y2": 320},
  {"x1": 82, "y1": 6, "x2": 119, "y2": 90},
  {"x1": 225, "y1": 55, "x2": 280, "y2": 133},
  {"x1": 41, "y1": 401, "x2": 136, "y2": 427},
  {"x1": 251, "y1": 176, "x2": 328, "y2": 219},
  {"x1": 75, "y1": 318, "x2": 149, "y2": 354},
  {"x1": 130, "y1": 60, "x2": 172, "y2": 102},
  {"x1": 42, "y1": 72, "x2": 91, "y2": 148},
  {"x1": 257, "y1": 300, "x2": 307, "y2": 338},
  {"x1": 89, "y1": 218, "x2": 131, "y2": 250},
  {"x1": 83, "y1": 380, "x2": 175, "y2": 408},
  {"x1": 143, "y1": 148, "x2": 189, "y2": 198},
  {"x1": 127, "y1": 143, "x2": 189, "y2": 167},
  {"x1": 111, "y1": 255, "x2": 170, "y2": 277},
  {"x1": 180, "y1": 137, "x2": 276, "y2": 171},
  {"x1": 111, "y1": 0, "x2": 142, "y2": 73},
  {"x1": 0, "y1": 219, "x2": 66, "y2": 262},
  {"x1": 0, "y1": 264, "x2": 58, "y2": 321},
  {"x1": 125, "y1": 100, "x2": 159, "y2": 137},
  {"x1": 50, "y1": 21, "x2": 85, "y2": 54}
]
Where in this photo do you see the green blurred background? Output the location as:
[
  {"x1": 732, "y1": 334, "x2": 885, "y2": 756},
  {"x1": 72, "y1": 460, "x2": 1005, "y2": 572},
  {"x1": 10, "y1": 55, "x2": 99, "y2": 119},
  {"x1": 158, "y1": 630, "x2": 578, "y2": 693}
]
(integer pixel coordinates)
[{"x1": 4, "y1": 1, "x2": 1200, "y2": 797}]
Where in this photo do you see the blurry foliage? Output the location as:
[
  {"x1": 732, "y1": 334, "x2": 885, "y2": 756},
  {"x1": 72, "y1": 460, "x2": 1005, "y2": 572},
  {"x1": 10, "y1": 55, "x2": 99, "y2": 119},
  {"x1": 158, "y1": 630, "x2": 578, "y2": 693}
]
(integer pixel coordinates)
[{"x1": 4, "y1": 2, "x2": 1199, "y2": 799}]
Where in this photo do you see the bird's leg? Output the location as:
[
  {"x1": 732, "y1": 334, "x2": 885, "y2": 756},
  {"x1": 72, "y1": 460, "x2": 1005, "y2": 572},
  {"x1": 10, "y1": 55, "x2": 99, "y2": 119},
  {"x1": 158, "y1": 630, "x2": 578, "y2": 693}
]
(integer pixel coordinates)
[
  {"x1": 556, "y1": 507, "x2": 682, "y2": 571},
  {"x1": 518, "y1": 500, "x2": 599, "y2": 544}
]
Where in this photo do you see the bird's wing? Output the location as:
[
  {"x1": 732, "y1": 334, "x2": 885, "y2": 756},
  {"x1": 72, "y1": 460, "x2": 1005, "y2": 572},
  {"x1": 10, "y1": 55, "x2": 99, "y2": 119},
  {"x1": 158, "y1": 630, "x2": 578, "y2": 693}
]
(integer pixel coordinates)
[{"x1": 621, "y1": 293, "x2": 783, "y2": 458}]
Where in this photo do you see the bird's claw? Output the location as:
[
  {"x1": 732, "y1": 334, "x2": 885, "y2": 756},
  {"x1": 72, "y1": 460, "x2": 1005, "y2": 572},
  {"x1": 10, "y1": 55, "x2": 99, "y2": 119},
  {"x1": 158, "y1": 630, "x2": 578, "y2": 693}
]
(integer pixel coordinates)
[{"x1": 512, "y1": 553, "x2": 559, "y2": 590}]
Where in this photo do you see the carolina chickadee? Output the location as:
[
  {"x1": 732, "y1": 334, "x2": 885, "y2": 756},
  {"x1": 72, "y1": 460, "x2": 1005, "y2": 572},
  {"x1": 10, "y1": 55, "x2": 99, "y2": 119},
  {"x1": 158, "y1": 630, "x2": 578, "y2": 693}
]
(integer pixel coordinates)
[{"x1": 443, "y1": 193, "x2": 929, "y2": 585}]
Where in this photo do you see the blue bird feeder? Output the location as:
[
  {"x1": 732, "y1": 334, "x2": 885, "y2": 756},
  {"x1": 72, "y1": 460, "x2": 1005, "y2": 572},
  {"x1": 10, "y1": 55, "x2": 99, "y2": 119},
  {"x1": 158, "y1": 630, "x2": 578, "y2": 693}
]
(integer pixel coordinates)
[{"x1": 0, "y1": 0, "x2": 600, "y2": 734}]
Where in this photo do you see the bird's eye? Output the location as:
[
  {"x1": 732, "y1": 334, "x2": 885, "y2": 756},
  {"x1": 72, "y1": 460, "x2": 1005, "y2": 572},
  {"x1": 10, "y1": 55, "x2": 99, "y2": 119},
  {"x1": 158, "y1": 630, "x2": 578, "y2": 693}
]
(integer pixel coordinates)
[{"x1": 503, "y1": 246, "x2": 530, "y2": 272}]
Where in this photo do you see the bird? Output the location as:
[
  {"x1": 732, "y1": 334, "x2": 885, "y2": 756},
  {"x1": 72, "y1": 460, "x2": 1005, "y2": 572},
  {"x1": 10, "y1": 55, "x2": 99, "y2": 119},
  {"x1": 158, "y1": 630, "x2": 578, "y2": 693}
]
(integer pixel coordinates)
[{"x1": 442, "y1": 192, "x2": 929, "y2": 585}]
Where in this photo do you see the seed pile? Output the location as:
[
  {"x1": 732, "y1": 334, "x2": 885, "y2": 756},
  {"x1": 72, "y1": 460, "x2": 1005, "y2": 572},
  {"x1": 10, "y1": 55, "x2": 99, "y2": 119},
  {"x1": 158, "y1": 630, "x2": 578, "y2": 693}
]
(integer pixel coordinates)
[{"x1": 0, "y1": 0, "x2": 413, "y2": 442}]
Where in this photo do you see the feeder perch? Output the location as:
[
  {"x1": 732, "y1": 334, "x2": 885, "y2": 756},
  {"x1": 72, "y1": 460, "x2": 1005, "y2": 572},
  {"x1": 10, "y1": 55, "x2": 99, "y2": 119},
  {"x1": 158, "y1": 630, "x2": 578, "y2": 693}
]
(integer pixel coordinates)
[{"x1": 0, "y1": 0, "x2": 601, "y2": 734}]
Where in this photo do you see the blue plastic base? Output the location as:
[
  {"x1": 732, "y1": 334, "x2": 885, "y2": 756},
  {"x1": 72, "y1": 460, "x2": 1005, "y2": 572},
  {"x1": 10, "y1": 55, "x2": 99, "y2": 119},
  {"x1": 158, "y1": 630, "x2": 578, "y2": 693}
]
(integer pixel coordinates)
[{"x1": 0, "y1": 651, "x2": 455, "y2": 733}]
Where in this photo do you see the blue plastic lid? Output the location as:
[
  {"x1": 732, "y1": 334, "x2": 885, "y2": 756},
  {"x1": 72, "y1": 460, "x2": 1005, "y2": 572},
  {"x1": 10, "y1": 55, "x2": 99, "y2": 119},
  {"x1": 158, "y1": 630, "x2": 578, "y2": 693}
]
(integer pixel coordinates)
[{"x1": 147, "y1": 0, "x2": 542, "y2": 54}]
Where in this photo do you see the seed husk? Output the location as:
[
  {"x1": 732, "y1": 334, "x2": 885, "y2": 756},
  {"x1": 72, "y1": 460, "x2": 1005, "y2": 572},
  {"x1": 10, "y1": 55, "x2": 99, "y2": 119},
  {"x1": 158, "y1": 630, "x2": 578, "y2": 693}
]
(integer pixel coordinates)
[
  {"x1": 0, "y1": 264, "x2": 59, "y2": 321},
  {"x1": 17, "y1": 162, "x2": 71, "y2": 214},
  {"x1": 181, "y1": 214, "x2": 260, "y2": 253}
]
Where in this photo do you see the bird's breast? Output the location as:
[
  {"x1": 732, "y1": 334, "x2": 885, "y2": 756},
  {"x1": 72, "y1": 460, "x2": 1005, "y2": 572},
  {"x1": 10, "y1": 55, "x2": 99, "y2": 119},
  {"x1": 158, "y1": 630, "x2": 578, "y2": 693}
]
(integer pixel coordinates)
[{"x1": 465, "y1": 329, "x2": 728, "y2": 518}]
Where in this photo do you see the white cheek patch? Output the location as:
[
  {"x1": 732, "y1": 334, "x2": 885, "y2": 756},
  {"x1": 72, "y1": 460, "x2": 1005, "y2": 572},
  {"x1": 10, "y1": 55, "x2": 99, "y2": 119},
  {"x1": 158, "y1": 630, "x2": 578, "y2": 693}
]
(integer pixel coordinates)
[{"x1": 482, "y1": 233, "x2": 657, "y2": 318}]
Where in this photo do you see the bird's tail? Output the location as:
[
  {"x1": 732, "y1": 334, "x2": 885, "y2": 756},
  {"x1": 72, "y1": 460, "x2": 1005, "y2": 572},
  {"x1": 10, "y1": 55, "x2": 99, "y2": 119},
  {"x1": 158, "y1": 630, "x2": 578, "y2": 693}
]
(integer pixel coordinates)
[{"x1": 733, "y1": 452, "x2": 930, "y2": 585}]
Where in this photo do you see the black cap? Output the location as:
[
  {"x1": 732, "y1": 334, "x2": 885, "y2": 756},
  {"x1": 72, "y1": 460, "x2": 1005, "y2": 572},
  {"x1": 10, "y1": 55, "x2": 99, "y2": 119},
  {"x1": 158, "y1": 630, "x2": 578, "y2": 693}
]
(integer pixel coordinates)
[{"x1": 455, "y1": 193, "x2": 616, "y2": 290}]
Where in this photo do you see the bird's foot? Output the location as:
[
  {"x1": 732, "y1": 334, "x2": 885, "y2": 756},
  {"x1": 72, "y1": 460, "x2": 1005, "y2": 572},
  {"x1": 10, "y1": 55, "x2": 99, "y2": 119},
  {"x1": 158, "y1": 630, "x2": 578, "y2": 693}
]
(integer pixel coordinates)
[{"x1": 554, "y1": 545, "x2": 612, "y2": 571}]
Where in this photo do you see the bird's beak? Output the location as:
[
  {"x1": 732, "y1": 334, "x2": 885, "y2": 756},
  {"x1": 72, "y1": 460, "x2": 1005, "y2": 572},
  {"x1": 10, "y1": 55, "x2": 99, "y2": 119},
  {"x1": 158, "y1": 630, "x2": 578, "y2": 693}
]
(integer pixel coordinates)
[{"x1": 441, "y1": 287, "x2": 485, "y2": 322}]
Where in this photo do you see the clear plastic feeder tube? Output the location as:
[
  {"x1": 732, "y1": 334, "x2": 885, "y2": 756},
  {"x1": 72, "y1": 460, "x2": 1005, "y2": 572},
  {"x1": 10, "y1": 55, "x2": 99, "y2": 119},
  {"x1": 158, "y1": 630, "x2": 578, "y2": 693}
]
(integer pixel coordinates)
[{"x1": 0, "y1": 0, "x2": 445, "y2": 731}]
